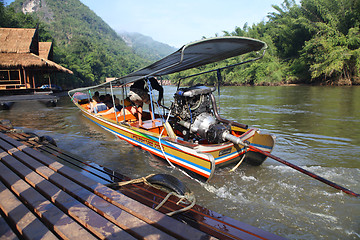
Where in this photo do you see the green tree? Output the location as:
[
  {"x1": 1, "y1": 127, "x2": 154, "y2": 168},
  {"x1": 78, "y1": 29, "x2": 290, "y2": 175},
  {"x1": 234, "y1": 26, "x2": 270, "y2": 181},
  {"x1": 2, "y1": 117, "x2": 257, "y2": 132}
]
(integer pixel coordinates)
[
  {"x1": 268, "y1": 0, "x2": 360, "y2": 84},
  {"x1": 299, "y1": 0, "x2": 360, "y2": 84}
]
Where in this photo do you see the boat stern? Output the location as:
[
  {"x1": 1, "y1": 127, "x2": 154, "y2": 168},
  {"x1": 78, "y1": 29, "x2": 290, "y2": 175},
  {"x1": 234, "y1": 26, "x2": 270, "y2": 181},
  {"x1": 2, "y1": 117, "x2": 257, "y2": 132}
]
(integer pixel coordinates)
[{"x1": 245, "y1": 131, "x2": 276, "y2": 166}]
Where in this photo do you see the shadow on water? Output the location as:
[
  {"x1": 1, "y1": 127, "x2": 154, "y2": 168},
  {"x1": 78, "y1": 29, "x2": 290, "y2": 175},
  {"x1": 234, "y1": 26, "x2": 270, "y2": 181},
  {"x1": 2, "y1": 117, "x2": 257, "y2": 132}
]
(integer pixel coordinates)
[{"x1": 1, "y1": 86, "x2": 359, "y2": 240}]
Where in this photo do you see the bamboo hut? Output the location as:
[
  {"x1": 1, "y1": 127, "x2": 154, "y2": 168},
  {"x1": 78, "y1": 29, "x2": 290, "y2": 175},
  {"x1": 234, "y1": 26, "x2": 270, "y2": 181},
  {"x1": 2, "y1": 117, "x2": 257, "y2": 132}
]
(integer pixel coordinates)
[{"x1": 0, "y1": 27, "x2": 72, "y2": 91}]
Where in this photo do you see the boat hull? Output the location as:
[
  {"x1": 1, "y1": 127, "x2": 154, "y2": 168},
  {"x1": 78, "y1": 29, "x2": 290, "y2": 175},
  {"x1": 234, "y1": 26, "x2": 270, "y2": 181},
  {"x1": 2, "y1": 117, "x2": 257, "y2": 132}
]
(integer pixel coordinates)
[
  {"x1": 77, "y1": 104, "x2": 275, "y2": 182},
  {"x1": 80, "y1": 108, "x2": 215, "y2": 180}
]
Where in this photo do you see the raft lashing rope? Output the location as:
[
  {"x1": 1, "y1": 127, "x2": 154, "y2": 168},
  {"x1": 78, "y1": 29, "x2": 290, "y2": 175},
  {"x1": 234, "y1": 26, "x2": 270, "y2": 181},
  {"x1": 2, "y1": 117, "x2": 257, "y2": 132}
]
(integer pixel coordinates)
[{"x1": 106, "y1": 174, "x2": 196, "y2": 216}]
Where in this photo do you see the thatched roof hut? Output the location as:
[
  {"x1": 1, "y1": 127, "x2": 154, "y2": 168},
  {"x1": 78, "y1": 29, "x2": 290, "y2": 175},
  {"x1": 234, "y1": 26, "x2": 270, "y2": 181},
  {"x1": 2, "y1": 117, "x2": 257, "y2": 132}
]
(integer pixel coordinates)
[
  {"x1": 0, "y1": 28, "x2": 38, "y2": 54},
  {"x1": 0, "y1": 53, "x2": 72, "y2": 74},
  {"x1": 0, "y1": 27, "x2": 72, "y2": 90},
  {"x1": 38, "y1": 42, "x2": 53, "y2": 60}
]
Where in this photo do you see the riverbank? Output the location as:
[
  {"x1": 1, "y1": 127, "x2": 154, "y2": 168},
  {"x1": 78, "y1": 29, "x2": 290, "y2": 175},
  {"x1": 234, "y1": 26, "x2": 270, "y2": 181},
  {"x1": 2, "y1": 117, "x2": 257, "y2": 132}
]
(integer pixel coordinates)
[{"x1": 219, "y1": 79, "x2": 360, "y2": 87}]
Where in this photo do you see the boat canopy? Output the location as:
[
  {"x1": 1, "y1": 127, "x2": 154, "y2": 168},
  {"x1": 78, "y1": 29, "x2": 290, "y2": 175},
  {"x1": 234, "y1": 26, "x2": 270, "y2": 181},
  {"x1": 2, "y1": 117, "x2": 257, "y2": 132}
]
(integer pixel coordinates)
[{"x1": 70, "y1": 36, "x2": 266, "y2": 92}]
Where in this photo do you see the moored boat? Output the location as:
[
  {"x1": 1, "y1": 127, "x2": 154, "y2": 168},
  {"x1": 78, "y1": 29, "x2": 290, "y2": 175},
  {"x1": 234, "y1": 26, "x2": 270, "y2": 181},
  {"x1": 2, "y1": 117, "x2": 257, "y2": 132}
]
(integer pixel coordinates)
[{"x1": 69, "y1": 37, "x2": 275, "y2": 182}]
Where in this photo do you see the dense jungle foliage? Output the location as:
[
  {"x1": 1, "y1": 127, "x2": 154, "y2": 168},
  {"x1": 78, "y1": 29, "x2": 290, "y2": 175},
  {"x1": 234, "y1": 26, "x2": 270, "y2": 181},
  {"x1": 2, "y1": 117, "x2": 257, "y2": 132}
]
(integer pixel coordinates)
[
  {"x1": 1, "y1": 0, "x2": 360, "y2": 87},
  {"x1": 176, "y1": 0, "x2": 360, "y2": 86}
]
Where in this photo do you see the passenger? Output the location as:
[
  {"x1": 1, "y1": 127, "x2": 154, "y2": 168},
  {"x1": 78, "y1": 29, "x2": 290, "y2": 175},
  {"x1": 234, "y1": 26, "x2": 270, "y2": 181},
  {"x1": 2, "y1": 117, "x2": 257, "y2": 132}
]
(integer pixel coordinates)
[
  {"x1": 105, "y1": 94, "x2": 112, "y2": 101},
  {"x1": 98, "y1": 94, "x2": 114, "y2": 109},
  {"x1": 103, "y1": 94, "x2": 114, "y2": 109},
  {"x1": 96, "y1": 97, "x2": 122, "y2": 116},
  {"x1": 99, "y1": 95, "x2": 106, "y2": 103},
  {"x1": 88, "y1": 91, "x2": 100, "y2": 105},
  {"x1": 117, "y1": 97, "x2": 137, "y2": 117},
  {"x1": 88, "y1": 96, "x2": 108, "y2": 114},
  {"x1": 128, "y1": 77, "x2": 163, "y2": 126},
  {"x1": 93, "y1": 91, "x2": 100, "y2": 98}
]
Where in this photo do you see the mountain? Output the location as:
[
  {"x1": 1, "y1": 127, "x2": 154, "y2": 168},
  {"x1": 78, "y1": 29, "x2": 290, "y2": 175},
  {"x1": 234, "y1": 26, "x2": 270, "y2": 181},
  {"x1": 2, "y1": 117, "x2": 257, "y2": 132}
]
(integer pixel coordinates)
[
  {"x1": 8, "y1": 0, "x2": 168, "y2": 87},
  {"x1": 119, "y1": 32, "x2": 176, "y2": 62}
]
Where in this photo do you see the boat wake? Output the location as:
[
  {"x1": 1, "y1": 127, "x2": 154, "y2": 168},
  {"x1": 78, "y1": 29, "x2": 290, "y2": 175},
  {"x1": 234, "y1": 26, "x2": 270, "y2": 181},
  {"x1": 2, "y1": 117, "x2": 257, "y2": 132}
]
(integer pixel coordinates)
[
  {"x1": 200, "y1": 182, "x2": 251, "y2": 204},
  {"x1": 194, "y1": 164, "x2": 359, "y2": 240}
]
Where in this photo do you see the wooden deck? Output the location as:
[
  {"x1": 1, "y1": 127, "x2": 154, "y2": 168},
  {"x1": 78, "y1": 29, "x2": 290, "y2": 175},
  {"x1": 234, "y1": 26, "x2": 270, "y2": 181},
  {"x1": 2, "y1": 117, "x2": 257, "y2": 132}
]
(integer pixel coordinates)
[{"x1": 0, "y1": 123, "x2": 286, "y2": 240}]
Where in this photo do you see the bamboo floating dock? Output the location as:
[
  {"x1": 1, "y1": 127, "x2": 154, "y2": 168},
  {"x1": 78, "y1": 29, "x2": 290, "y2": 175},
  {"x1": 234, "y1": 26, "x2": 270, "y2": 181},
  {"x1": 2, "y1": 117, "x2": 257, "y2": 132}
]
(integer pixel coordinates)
[{"x1": 0, "y1": 123, "x2": 286, "y2": 240}]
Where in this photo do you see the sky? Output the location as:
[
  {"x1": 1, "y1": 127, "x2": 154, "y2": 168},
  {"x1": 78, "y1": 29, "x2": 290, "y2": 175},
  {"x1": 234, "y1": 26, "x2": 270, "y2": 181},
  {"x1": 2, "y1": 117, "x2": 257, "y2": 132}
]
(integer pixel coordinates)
[
  {"x1": 80, "y1": 0, "x2": 292, "y2": 48},
  {"x1": 4, "y1": 0, "x2": 300, "y2": 48}
]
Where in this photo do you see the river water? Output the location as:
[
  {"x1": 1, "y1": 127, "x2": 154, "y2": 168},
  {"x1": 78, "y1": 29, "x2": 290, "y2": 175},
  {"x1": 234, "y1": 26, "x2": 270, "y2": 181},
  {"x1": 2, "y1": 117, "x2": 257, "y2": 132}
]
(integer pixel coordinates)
[{"x1": 1, "y1": 86, "x2": 359, "y2": 240}]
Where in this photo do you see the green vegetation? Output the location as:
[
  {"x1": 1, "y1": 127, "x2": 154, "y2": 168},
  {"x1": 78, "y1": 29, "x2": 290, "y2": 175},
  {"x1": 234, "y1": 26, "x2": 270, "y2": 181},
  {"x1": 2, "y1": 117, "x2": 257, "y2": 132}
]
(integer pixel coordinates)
[
  {"x1": 120, "y1": 32, "x2": 176, "y2": 62},
  {"x1": 176, "y1": 0, "x2": 360, "y2": 86},
  {"x1": 0, "y1": 1, "x2": 52, "y2": 41},
  {"x1": 1, "y1": 0, "x2": 150, "y2": 88},
  {"x1": 1, "y1": 0, "x2": 359, "y2": 86},
  {"x1": 29, "y1": 0, "x2": 150, "y2": 87}
]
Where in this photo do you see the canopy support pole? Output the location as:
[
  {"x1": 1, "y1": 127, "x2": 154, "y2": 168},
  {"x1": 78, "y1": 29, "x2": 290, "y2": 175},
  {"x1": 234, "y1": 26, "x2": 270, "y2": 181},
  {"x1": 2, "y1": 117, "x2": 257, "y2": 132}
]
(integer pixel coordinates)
[
  {"x1": 110, "y1": 82, "x2": 118, "y2": 123},
  {"x1": 216, "y1": 69, "x2": 222, "y2": 113},
  {"x1": 122, "y1": 86, "x2": 126, "y2": 122},
  {"x1": 147, "y1": 78, "x2": 155, "y2": 121}
]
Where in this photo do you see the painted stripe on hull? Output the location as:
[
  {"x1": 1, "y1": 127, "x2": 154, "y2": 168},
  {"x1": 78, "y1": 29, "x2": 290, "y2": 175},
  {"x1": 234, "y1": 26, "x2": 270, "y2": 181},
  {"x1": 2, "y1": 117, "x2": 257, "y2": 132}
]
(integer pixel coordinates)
[
  {"x1": 82, "y1": 111, "x2": 212, "y2": 178},
  {"x1": 117, "y1": 134, "x2": 212, "y2": 178},
  {"x1": 251, "y1": 143, "x2": 272, "y2": 151},
  {"x1": 83, "y1": 110, "x2": 211, "y2": 161},
  {"x1": 215, "y1": 149, "x2": 246, "y2": 165},
  {"x1": 214, "y1": 143, "x2": 272, "y2": 165}
]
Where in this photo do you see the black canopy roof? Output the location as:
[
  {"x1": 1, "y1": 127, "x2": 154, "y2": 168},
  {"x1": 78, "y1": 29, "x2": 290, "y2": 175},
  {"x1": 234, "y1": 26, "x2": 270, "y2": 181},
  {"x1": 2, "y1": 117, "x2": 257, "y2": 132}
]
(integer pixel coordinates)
[{"x1": 70, "y1": 36, "x2": 266, "y2": 93}]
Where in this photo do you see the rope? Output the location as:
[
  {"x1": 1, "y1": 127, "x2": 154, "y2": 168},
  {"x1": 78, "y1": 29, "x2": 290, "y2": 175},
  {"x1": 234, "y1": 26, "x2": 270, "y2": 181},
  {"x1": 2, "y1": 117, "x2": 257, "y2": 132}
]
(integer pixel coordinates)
[
  {"x1": 155, "y1": 191, "x2": 196, "y2": 216},
  {"x1": 105, "y1": 174, "x2": 155, "y2": 188},
  {"x1": 157, "y1": 108, "x2": 197, "y2": 181},
  {"x1": 158, "y1": 109, "x2": 176, "y2": 168},
  {"x1": 228, "y1": 148, "x2": 247, "y2": 172},
  {"x1": 105, "y1": 173, "x2": 197, "y2": 216},
  {"x1": 8, "y1": 128, "x2": 23, "y2": 133}
]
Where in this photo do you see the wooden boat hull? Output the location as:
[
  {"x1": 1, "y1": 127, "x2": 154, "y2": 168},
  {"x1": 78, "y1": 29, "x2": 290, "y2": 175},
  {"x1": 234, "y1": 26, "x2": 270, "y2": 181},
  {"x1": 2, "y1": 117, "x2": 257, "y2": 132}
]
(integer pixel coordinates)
[
  {"x1": 76, "y1": 103, "x2": 275, "y2": 182},
  {"x1": 68, "y1": 37, "x2": 275, "y2": 182}
]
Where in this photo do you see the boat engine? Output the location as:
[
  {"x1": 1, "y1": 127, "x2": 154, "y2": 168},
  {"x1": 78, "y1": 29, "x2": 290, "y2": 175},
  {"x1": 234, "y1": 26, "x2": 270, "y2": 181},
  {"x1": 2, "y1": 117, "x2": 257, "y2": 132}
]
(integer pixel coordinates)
[{"x1": 171, "y1": 85, "x2": 232, "y2": 143}]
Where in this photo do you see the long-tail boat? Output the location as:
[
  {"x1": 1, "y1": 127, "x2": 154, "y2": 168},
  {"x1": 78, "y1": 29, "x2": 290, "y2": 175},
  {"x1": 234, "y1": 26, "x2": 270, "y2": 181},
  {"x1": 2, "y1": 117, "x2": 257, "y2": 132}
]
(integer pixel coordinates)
[{"x1": 69, "y1": 37, "x2": 275, "y2": 182}]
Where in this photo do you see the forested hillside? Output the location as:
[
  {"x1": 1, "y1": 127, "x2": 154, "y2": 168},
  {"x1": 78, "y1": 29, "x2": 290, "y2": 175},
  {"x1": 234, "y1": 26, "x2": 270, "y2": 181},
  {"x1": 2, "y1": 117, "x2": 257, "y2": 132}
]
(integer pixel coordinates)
[
  {"x1": 176, "y1": 0, "x2": 360, "y2": 86},
  {"x1": 119, "y1": 32, "x2": 176, "y2": 62},
  {"x1": 1, "y1": 0, "x2": 152, "y2": 88}
]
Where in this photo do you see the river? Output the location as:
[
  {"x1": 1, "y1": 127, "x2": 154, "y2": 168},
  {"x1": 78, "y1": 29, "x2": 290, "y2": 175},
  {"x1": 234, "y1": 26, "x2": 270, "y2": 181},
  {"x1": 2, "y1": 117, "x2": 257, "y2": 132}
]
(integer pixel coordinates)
[{"x1": 1, "y1": 85, "x2": 359, "y2": 240}]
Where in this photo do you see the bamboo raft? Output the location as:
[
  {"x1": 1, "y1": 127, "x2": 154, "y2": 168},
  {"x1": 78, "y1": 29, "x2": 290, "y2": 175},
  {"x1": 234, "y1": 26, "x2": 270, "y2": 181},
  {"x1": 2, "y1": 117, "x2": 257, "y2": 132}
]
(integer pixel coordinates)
[{"x1": 0, "y1": 123, "x2": 286, "y2": 240}]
